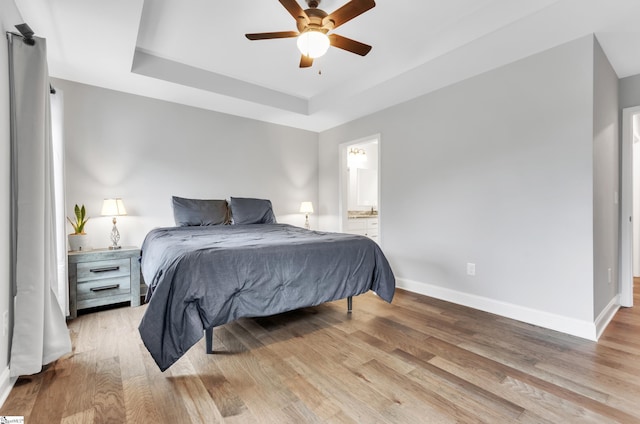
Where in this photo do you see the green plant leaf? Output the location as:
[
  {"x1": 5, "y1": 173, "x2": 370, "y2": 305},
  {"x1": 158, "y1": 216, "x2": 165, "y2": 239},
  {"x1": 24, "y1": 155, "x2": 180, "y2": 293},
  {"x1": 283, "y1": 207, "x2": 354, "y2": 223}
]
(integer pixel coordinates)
[{"x1": 68, "y1": 204, "x2": 89, "y2": 234}]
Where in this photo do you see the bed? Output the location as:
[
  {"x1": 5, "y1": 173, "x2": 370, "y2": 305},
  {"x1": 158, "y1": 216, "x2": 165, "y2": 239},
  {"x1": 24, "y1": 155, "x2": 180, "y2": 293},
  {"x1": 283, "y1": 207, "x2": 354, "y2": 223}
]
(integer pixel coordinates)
[{"x1": 138, "y1": 197, "x2": 395, "y2": 371}]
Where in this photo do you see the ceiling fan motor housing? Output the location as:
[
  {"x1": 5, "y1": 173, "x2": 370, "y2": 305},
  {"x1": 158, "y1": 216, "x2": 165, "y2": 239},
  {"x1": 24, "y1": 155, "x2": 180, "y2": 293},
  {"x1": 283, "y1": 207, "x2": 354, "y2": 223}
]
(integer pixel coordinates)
[{"x1": 298, "y1": 5, "x2": 332, "y2": 33}]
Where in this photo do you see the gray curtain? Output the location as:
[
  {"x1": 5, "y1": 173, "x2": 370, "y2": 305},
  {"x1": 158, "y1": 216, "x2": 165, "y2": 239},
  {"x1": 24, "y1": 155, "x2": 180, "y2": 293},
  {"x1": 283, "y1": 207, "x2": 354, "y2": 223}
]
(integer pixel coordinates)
[{"x1": 8, "y1": 32, "x2": 71, "y2": 377}]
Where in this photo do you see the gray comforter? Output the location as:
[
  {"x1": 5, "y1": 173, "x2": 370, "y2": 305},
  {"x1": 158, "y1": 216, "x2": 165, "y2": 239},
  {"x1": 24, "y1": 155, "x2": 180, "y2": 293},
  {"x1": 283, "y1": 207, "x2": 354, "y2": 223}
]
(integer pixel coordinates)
[{"x1": 138, "y1": 224, "x2": 395, "y2": 371}]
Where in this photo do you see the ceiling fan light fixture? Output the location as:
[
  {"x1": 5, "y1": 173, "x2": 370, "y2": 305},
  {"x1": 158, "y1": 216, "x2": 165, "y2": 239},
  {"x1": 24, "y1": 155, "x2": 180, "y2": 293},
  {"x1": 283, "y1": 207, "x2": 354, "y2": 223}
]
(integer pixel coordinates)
[{"x1": 297, "y1": 30, "x2": 330, "y2": 59}]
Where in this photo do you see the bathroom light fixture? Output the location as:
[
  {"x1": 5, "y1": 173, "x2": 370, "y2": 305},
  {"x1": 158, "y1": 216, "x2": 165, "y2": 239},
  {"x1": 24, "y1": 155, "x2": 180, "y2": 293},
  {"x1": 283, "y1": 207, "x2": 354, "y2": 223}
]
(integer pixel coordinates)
[
  {"x1": 101, "y1": 198, "x2": 127, "y2": 249},
  {"x1": 348, "y1": 147, "x2": 367, "y2": 168},
  {"x1": 349, "y1": 147, "x2": 367, "y2": 157},
  {"x1": 297, "y1": 29, "x2": 330, "y2": 59},
  {"x1": 300, "y1": 201, "x2": 314, "y2": 229}
]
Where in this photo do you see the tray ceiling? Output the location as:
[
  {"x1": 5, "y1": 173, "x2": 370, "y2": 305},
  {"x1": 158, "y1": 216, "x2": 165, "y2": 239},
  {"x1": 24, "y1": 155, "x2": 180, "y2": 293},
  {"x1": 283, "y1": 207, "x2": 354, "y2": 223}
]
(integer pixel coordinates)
[{"x1": 14, "y1": 0, "x2": 640, "y2": 131}]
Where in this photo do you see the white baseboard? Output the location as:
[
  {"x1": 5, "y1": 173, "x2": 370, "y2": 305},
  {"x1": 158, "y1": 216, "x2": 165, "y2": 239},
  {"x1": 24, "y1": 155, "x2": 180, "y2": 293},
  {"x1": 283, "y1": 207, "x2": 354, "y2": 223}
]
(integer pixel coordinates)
[
  {"x1": 396, "y1": 278, "x2": 599, "y2": 341},
  {"x1": 0, "y1": 366, "x2": 16, "y2": 408},
  {"x1": 595, "y1": 295, "x2": 620, "y2": 340}
]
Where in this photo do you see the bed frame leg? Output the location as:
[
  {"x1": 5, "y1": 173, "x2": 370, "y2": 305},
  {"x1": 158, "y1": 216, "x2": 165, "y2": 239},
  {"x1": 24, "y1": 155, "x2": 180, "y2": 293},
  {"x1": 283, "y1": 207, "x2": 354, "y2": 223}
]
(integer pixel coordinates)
[
  {"x1": 347, "y1": 296, "x2": 352, "y2": 313},
  {"x1": 205, "y1": 327, "x2": 214, "y2": 354}
]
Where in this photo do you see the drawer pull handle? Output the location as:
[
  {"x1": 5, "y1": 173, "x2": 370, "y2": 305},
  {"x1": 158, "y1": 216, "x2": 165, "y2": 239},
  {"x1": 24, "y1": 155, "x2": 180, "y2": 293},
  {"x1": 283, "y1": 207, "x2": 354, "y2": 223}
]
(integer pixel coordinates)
[
  {"x1": 89, "y1": 266, "x2": 120, "y2": 273},
  {"x1": 90, "y1": 284, "x2": 120, "y2": 292}
]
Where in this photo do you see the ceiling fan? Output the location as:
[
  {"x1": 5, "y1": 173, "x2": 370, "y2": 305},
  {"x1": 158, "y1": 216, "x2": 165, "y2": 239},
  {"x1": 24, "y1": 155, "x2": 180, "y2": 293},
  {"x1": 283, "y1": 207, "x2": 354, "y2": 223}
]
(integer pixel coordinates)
[{"x1": 245, "y1": 0, "x2": 376, "y2": 68}]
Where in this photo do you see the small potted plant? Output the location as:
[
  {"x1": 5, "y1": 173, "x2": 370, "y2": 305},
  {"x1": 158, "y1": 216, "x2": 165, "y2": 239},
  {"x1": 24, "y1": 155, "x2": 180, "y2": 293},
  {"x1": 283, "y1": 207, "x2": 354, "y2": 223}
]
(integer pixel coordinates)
[{"x1": 67, "y1": 204, "x2": 90, "y2": 251}]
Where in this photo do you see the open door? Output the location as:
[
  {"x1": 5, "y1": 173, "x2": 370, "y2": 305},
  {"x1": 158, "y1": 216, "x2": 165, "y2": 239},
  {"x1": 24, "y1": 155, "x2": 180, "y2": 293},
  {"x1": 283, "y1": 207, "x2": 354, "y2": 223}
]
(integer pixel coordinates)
[{"x1": 620, "y1": 106, "x2": 640, "y2": 307}]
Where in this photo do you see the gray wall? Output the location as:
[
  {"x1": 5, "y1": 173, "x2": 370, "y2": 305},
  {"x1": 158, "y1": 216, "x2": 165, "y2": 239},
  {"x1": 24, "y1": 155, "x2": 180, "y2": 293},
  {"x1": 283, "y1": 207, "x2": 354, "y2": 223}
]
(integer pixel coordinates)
[
  {"x1": 54, "y1": 79, "x2": 319, "y2": 249},
  {"x1": 592, "y1": 39, "x2": 620, "y2": 317},
  {"x1": 319, "y1": 36, "x2": 598, "y2": 324}
]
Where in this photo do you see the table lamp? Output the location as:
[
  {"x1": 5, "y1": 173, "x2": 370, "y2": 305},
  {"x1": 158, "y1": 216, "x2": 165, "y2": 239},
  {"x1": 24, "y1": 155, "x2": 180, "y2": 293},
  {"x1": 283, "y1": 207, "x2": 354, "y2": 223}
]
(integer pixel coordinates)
[
  {"x1": 300, "y1": 201, "x2": 314, "y2": 230},
  {"x1": 101, "y1": 198, "x2": 127, "y2": 249}
]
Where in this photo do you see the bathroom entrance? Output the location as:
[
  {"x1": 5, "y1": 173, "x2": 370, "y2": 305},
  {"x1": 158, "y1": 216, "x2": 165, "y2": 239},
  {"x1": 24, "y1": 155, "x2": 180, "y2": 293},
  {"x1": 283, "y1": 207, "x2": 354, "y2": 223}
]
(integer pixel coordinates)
[{"x1": 339, "y1": 135, "x2": 380, "y2": 244}]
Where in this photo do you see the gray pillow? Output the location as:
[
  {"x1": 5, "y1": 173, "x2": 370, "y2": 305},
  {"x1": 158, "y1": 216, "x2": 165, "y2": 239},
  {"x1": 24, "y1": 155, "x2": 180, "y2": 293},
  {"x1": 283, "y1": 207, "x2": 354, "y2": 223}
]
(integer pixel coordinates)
[
  {"x1": 230, "y1": 197, "x2": 277, "y2": 225},
  {"x1": 172, "y1": 196, "x2": 229, "y2": 226}
]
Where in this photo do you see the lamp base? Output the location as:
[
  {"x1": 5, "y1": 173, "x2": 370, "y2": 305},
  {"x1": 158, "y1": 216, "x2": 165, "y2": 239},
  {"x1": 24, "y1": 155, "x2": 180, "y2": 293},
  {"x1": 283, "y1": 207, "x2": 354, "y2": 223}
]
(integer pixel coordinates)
[{"x1": 109, "y1": 220, "x2": 122, "y2": 250}]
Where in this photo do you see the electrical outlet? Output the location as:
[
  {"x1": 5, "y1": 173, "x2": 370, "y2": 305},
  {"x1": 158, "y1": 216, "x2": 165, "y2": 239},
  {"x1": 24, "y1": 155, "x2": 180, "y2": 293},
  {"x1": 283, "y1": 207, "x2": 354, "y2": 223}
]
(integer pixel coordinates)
[
  {"x1": 466, "y1": 263, "x2": 476, "y2": 276},
  {"x1": 3, "y1": 311, "x2": 8, "y2": 336}
]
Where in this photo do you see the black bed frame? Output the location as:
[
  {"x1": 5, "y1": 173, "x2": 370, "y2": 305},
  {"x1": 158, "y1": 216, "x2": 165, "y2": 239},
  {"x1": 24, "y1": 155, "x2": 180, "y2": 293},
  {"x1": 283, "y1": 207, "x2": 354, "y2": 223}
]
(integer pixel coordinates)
[{"x1": 204, "y1": 296, "x2": 353, "y2": 354}]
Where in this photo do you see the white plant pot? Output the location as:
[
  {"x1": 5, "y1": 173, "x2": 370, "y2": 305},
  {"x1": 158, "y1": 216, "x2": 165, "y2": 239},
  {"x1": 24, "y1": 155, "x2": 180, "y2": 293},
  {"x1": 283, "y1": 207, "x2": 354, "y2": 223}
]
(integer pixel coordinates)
[{"x1": 68, "y1": 233, "x2": 89, "y2": 252}]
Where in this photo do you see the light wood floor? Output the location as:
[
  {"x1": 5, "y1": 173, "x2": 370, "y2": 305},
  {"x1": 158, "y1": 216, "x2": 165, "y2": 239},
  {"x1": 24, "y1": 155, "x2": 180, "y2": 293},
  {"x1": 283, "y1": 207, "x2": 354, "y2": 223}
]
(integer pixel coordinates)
[{"x1": 2, "y1": 282, "x2": 640, "y2": 423}]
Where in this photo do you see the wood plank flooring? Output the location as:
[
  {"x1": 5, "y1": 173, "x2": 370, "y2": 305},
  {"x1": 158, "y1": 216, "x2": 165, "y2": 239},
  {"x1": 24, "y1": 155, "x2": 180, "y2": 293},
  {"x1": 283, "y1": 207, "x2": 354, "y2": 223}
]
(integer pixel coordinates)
[{"x1": 2, "y1": 283, "x2": 640, "y2": 423}]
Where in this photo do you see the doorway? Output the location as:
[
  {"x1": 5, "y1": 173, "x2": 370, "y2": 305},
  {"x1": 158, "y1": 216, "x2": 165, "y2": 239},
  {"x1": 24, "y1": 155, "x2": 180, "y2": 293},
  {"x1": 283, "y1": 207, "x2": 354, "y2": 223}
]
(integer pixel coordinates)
[
  {"x1": 620, "y1": 106, "x2": 640, "y2": 307},
  {"x1": 339, "y1": 135, "x2": 381, "y2": 244}
]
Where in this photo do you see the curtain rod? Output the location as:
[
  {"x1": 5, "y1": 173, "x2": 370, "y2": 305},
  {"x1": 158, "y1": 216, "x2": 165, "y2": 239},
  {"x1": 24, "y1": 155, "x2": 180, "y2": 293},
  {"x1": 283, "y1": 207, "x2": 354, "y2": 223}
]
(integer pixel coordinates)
[
  {"x1": 5, "y1": 31, "x2": 34, "y2": 46},
  {"x1": 14, "y1": 23, "x2": 34, "y2": 44},
  {"x1": 6, "y1": 23, "x2": 35, "y2": 45}
]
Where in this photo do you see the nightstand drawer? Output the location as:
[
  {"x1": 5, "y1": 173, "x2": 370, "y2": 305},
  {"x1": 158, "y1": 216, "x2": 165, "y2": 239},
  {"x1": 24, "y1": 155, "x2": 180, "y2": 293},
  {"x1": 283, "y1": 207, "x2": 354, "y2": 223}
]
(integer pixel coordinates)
[
  {"x1": 77, "y1": 258, "x2": 131, "y2": 282},
  {"x1": 68, "y1": 246, "x2": 142, "y2": 318},
  {"x1": 78, "y1": 276, "x2": 131, "y2": 302}
]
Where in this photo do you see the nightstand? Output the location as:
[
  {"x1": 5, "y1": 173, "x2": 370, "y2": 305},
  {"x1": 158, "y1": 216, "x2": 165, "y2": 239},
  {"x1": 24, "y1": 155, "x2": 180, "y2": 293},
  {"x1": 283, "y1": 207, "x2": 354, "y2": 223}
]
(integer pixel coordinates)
[{"x1": 68, "y1": 246, "x2": 142, "y2": 318}]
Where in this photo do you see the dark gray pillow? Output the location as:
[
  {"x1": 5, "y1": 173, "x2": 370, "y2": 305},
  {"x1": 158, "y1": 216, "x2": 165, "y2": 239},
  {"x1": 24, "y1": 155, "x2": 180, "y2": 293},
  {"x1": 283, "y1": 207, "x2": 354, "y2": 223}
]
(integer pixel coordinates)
[
  {"x1": 230, "y1": 197, "x2": 277, "y2": 225},
  {"x1": 172, "y1": 196, "x2": 229, "y2": 226}
]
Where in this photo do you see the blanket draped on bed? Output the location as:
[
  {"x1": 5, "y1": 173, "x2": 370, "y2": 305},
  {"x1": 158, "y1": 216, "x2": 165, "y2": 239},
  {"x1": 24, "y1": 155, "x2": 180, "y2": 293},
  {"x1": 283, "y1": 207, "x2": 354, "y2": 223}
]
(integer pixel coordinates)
[{"x1": 138, "y1": 224, "x2": 395, "y2": 371}]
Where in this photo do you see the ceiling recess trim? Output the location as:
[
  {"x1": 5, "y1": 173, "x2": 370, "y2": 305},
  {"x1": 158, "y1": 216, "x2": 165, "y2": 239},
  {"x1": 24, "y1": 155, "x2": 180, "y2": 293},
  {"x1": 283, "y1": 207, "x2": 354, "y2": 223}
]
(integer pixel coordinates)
[{"x1": 131, "y1": 49, "x2": 310, "y2": 115}]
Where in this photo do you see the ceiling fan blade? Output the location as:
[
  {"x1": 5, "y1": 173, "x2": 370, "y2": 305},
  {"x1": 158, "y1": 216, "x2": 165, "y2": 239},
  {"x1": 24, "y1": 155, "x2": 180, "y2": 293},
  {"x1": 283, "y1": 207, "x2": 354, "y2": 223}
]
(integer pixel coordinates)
[
  {"x1": 279, "y1": 0, "x2": 309, "y2": 23},
  {"x1": 246, "y1": 31, "x2": 299, "y2": 40},
  {"x1": 300, "y1": 55, "x2": 313, "y2": 68},
  {"x1": 328, "y1": 33, "x2": 372, "y2": 56},
  {"x1": 323, "y1": 0, "x2": 375, "y2": 30}
]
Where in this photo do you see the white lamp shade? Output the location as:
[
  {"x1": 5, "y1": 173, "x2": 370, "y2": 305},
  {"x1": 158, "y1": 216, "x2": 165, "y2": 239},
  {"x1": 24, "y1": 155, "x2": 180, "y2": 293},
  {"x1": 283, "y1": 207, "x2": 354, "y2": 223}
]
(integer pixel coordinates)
[
  {"x1": 297, "y1": 30, "x2": 330, "y2": 59},
  {"x1": 299, "y1": 201, "x2": 314, "y2": 214},
  {"x1": 101, "y1": 198, "x2": 127, "y2": 216}
]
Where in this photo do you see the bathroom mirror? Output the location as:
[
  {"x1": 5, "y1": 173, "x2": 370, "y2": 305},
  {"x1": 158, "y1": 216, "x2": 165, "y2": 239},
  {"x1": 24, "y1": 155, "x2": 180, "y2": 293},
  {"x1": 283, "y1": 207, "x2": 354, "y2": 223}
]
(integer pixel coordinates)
[{"x1": 356, "y1": 168, "x2": 377, "y2": 207}]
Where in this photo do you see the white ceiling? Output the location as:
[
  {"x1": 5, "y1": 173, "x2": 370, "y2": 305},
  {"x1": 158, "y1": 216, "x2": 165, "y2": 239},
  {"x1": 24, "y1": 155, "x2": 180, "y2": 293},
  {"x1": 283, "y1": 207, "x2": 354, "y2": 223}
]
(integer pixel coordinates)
[{"x1": 13, "y1": 0, "x2": 640, "y2": 132}]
